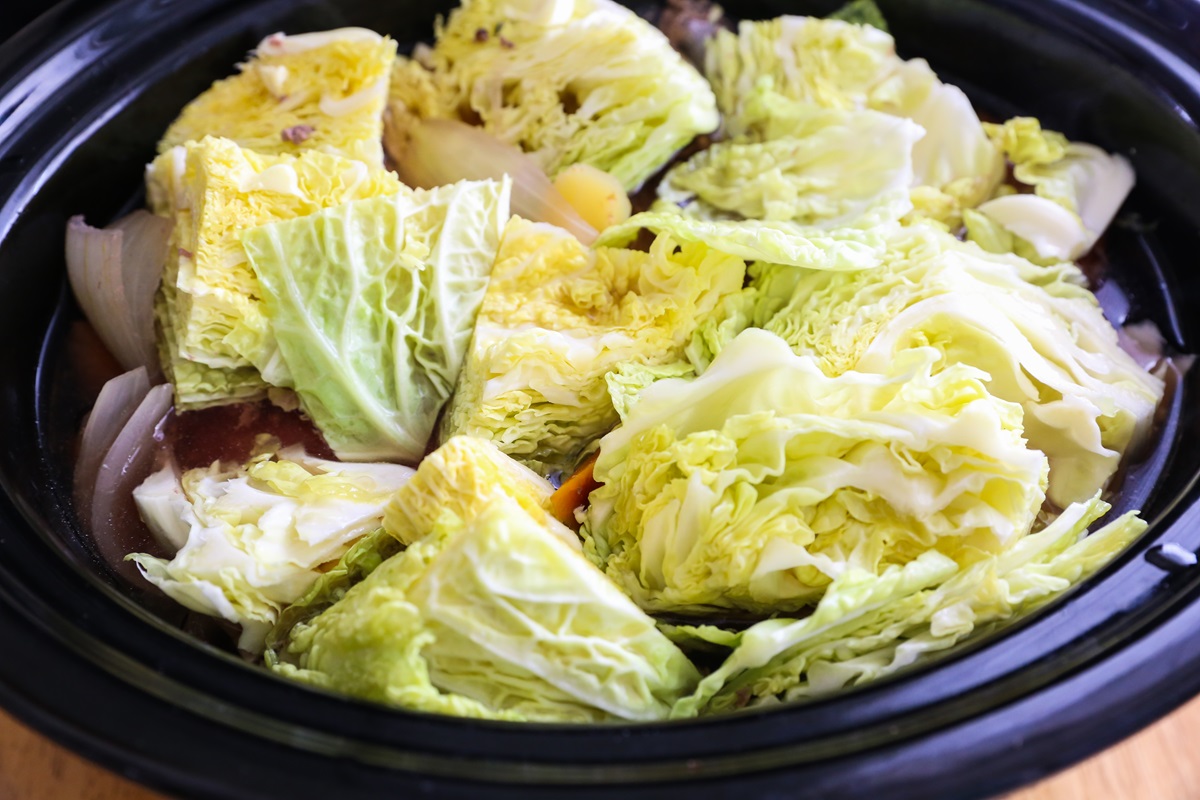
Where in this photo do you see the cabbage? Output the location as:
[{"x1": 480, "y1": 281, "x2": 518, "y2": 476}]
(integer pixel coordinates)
[
  {"x1": 656, "y1": 101, "x2": 922, "y2": 228},
  {"x1": 582, "y1": 328, "x2": 1049, "y2": 614},
  {"x1": 127, "y1": 446, "x2": 414, "y2": 652},
  {"x1": 388, "y1": 0, "x2": 718, "y2": 189},
  {"x1": 827, "y1": 0, "x2": 888, "y2": 30},
  {"x1": 755, "y1": 226, "x2": 1164, "y2": 506},
  {"x1": 270, "y1": 496, "x2": 700, "y2": 721},
  {"x1": 596, "y1": 211, "x2": 890, "y2": 271},
  {"x1": 673, "y1": 494, "x2": 1146, "y2": 716},
  {"x1": 975, "y1": 117, "x2": 1135, "y2": 261},
  {"x1": 440, "y1": 217, "x2": 745, "y2": 475},
  {"x1": 242, "y1": 178, "x2": 510, "y2": 462},
  {"x1": 703, "y1": 16, "x2": 1002, "y2": 225},
  {"x1": 148, "y1": 137, "x2": 403, "y2": 408},
  {"x1": 160, "y1": 28, "x2": 396, "y2": 168},
  {"x1": 382, "y1": 435, "x2": 578, "y2": 549}
]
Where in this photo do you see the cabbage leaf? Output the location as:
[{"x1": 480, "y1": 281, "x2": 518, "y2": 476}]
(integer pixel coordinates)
[
  {"x1": 673, "y1": 494, "x2": 1146, "y2": 716},
  {"x1": 440, "y1": 217, "x2": 745, "y2": 475},
  {"x1": 388, "y1": 0, "x2": 718, "y2": 189},
  {"x1": 656, "y1": 100, "x2": 922, "y2": 228},
  {"x1": 976, "y1": 117, "x2": 1135, "y2": 261},
  {"x1": 596, "y1": 211, "x2": 890, "y2": 271},
  {"x1": 382, "y1": 435, "x2": 578, "y2": 549},
  {"x1": 242, "y1": 178, "x2": 510, "y2": 462},
  {"x1": 148, "y1": 137, "x2": 403, "y2": 408},
  {"x1": 703, "y1": 16, "x2": 1002, "y2": 226},
  {"x1": 270, "y1": 496, "x2": 700, "y2": 721},
  {"x1": 160, "y1": 28, "x2": 395, "y2": 168},
  {"x1": 583, "y1": 328, "x2": 1049, "y2": 614},
  {"x1": 755, "y1": 226, "x2": 1164, "y2": 506},
  {"x1": 128, "y1": 446, "x2": 414, "y2": 652}
]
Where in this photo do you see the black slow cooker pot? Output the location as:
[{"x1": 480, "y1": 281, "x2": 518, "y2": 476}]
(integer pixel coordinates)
[{"x1": 1, "y1": 0, "x2": 1199, "y2": 797}]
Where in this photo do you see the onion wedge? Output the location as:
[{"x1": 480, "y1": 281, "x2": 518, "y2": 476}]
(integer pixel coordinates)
[
  {"x1": 74, "y1": 366, "x2": 151, "y2": 518},
  {"x1": 384, "y1": 111, "x2": 599, "y2": 245},
  {"x1": 65, "y1": 210, "x2": 173, "y2": 375},
  {"x1": 74, "y1": 368, "x2": 173, "y2": 581}
]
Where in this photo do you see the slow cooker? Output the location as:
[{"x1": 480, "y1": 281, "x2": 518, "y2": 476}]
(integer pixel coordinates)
[{"x1": 1, "y1": 0, "x2": 1199, "y2": 797}]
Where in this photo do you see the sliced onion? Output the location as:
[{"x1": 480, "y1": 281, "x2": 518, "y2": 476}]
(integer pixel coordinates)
[
  {"x1": 384, "y1": 111, "x2": 599, "y2": 245},
  {"x1": 1118, "y1": 319, "x2": 1166, "y2": 372},
  {"x1": 65, "y1": 210, "x2": 173, "y2": 376},
  {"x1": 95, "y1": 384, "x2": 174, "y2": 581},
  {"x1": 74, "y1": 366, "x2": 151, "y2": 518},
  {"x1": 75, "y1": 372, "x2": 173, "y2": 582}
]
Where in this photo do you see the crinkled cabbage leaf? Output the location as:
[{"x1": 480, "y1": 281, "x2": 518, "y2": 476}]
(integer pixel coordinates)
[
  {"x1": 388, "y1": 0, "x2": 718, "y2": 189},
  {"x1": 270, "y1": 496, "x2": 700, "y2": 721},
  {"x1": 128, "y1": 446, "x2": 414, "y2": 651},
  {"x1": 382, "y1": 435, "x2": 578, "y2": 548},
  {"x1": 703, "y1": 16, "x2": 1002, "y2": 225},
  {"x1": 583, "y1": 328, "x2": 1049, "y2": 614},
  {"x1": 160, "y1": 28, "x2": 395, "y2": 168},
  {"x1": 754, "y1": 226, "x2": 1164, "y2": 506},
  {"x1": 656, "y1": 100, "x2": 922, "y2": 228},
  {"x1": 673, "y1": 494, "x2": 1145, "y2": 716},
  {"x1": 596, "y1": 211, "x2": 890, "y2": 271},
  {"x1": 242, "y1": 178, "x2": 510, "y2": 462},
  {"x1": 440, "y1": 217, "x2": 745, "y2": 475},
  {"x1": 148, "y1": 137, "x2": 402, "y2": 408}
]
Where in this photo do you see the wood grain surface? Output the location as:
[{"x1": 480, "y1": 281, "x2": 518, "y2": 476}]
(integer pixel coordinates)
[{"x1": 3, "y1": 696, "x2": 1199, "y2": 799}]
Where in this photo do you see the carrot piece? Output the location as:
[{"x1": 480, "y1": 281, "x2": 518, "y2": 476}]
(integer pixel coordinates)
[{"x1": 549, "y1": 452, "x2": 601, "y2": 528}]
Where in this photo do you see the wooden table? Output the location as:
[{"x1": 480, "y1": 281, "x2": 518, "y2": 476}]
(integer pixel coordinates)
[{"x1": 2, "y1": 697, "x2": 1198, "y2": 800}]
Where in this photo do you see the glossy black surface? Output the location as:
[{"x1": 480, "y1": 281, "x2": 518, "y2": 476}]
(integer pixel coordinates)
[{"x1": 1, "y1": 0, "x2": 1199, "y2": 797}]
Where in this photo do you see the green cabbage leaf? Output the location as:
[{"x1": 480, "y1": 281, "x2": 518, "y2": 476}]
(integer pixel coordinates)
[
  {"x1": 388, "y1": 0, "x2": 718, "y2": 189},
  {"x1": 703, "y1": 15, "x2": 1002, "y2": 224},
  {"x1": 270, "y1": 496, "x2": 700, "y2": 721},
  {"x1": 975, "y1": 117, "x2": 1135, "y2": 261},
  {"x1": 596, "y1": 211, "x2": 890, "y2": 271},
  {"x1": 242, "y1": 178, "x2": 510, "y2": 462},
  {"x1": 128, "y1": 446, "x2": 414, "y2": 652},
  {"x1": 583, "y1": 328, "x2": 1049, "y2": 615},
  {"x1": 382, "y1": 435, "x2": 578, "y2": 548},
  {"x1": 441, "y1": 217, "x2": 745, "y2": 475},
  {"x1": 755, "y1": 226, "x2": 1164, "y2": 506},
  {"x1": 656, "y1": 100, "x2": 922, "y2": 228},
  {"x1": 672, "y1": 494, "x2": 1145, "y2": 716}
]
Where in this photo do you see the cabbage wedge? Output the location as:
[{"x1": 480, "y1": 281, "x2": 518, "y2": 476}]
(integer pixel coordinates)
[
  {"x1": 128, "y1": 446, "x2": 414, "y2": 652},
  {"x1": 441, "y1": 217, "x2": 745, "y2": 476},
  {"x1": 583, "y1": 329, "x2": 1049, "y2": 614},
  {"x1": 388, "y1": 0, "x2": 718, "y2": 189},
  {"x1": 160, "y1": 28, "x2": 396, "y2": 167},
  {"x1": 755, "y1": 226, "x2": 1164, "y2": 506},
  {"x1": 673, "y1": 495, "x2": 1146, "y2": 716},
  {"x1": 242, "y1": 178, "x2": 510, "y2": 462},
  {"x1": 703, "y1": 16, "x2": 1002, "y2": 225},
  {"x1": 382, "y1": 435, "x2": 578, "y2": 549},
  {"x1": 269, "y1": 497, "x2": 700, "y2": 721},
  {"x1": 148, "y1": 137, "x2": 403, "y2": 408}
]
